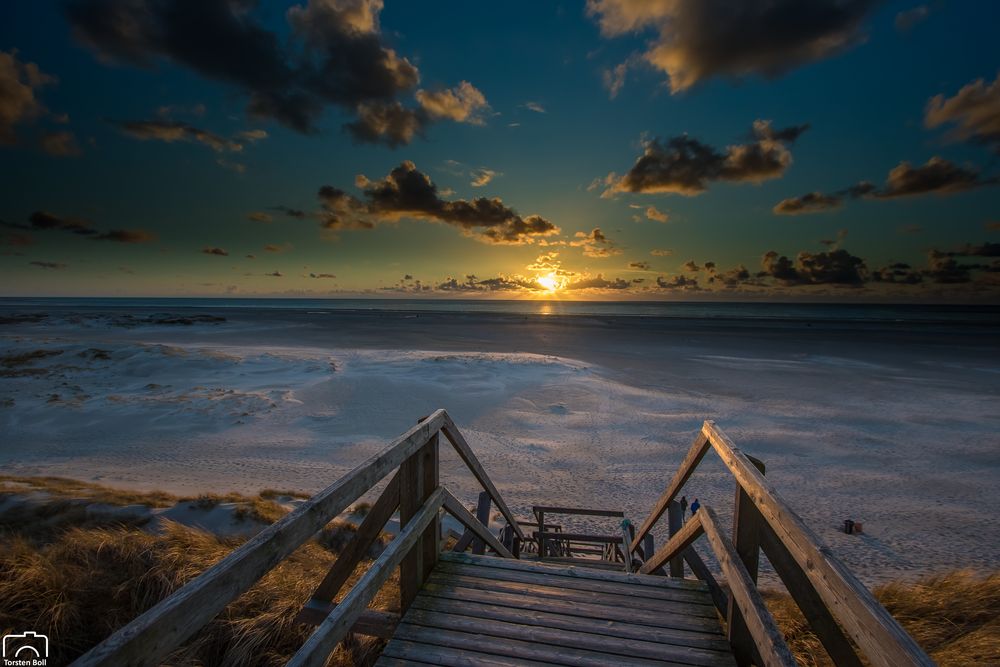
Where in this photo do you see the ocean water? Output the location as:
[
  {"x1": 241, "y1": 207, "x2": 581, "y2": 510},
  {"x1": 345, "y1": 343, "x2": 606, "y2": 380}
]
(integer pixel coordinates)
[{"x1": 2, "y1": 297, "x2": 999, "y2": 325}]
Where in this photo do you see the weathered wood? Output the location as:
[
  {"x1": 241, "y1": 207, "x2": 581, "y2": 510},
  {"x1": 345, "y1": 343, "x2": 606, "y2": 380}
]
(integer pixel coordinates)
[
  {"x1": 441, "y1": 489, "x2": 514, "y2": 558},
  {"x1": 294, "y1": 603, "x2": 399, "y2": 638},
  {"x1": 420, "y1": 431, "x2": 439, "y2": 582},
  {"x1": 439, "y1": 552, "x2": 709, "y2": 592},
  {"x1": 630, "y1": 430, "x2": 710, "y2": 553},
  {"x1": 621, "y1": 521, "x2": 634, "y2": 573},
  {"x1": 699, "y1": 506, "x2": 796, "y2": 667},
  {"x1": 436, "y1": 561, "x2": 714, "y2": 606},
  {"x1": 728, "y1": 455, "x2": 766, "y2": 666},
  {"x1": 440, "y1": 413, "x2": 524, "y2": 540},
  {"x1": 382, "y1": 639, "x2": 556, "y2": 667},
  {"x1": 702, "y1": 420, "x2": 934, "y2": 667},
  {"x1": 71, "y1": 409, "x2": 447, "y2": 667},
  {"x1": 760, "y1": 522, "x2": 864, "y2": 667},
  {"x1": 400, "y1": 608, "x2": 737, "y2": 666},
  {"x1": 536, "y1": 509, "x2": 546, "y2": 557},
  {"x1": 288, "y1": 487, "x2": 446, "y2": 667},
  {"x1": 410, "y1": 594, "x2": 733, "y2": 652},
  {"x1": 471, "y1": 490, "x2": 492, "y2": 555},
  {"x1": 532, "y1": 505, "x2": 625, "y2": 517},
  {"x1": 391, "y1": 622, "x2": 680, "y2": 667},
  {"x1": 536, "y1": 531, "x2": 623, "y2": 543},
  {"x1": 399, "y1": 439, "x2": 431, "y2": 612},
  {"x1": 300, "y1": 472, "x2": 400, "y2": 616},
  {"x1": 421, "y1": 581, "x2": 724, "y2": 634},
  {"x1": 668, "y1": 499, "x2": 686, "y2": 577},
  {"x1": 639, "y1": 510, "x2": 704, "y2": 574},
  {"x1": 684, "y1": 547, "x2": 730, "y2": 617}
]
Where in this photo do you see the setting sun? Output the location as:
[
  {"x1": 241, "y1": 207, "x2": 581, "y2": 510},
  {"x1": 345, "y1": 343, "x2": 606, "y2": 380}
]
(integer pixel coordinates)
[{"x1": 537, "y1": 272, "x2": 561, "y2": 292}]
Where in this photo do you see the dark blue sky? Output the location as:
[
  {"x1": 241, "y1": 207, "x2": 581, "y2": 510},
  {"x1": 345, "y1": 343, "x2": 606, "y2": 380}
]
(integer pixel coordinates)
[{"x1": 1, "y1": 0, "x2": 998, "y2": 300}]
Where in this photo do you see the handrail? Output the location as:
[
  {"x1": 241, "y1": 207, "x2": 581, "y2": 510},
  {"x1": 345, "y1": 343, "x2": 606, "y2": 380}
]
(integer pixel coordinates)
[
  {"x1": 630, "y1": 420, "x2": 934, "y2": 667},
  {"x1": 72, "y1": 409, "x2": 520, "y2": 667}
]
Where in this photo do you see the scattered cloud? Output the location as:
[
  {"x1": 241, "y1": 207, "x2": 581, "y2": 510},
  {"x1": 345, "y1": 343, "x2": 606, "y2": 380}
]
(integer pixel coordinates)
[
  {"x1": 247, "y1": 212, "x2": 273, "y2": 223},
  {"x1": 773, "y1": 191, "x2": 842, "y2": 215},
  {"x1": 628, "y1": 261, "x2": 650, "y2": 270},
  {"x1": 523, "y1": 101, "x2": 546, "y2": 113},
  {"x1": 92, "y1": 229, "x2": 157, "y2": 243},
  {"x1": 114, "y1": 119, "x2": 245, "y2": 152},
  {"x1": 416, "y1": 81, "x2": 489, "y2": 125},
  {"x1": 39, "y1": 130, "x2": 81, "y2": 156},
  {"x1": 603, "y1": 120, "x2": 806, "y2": 197},
  {"x1": 470, "y1": 168, "x2": 500, "y2": 187},
  {"x1": 760, "y1": 248, "x2": 867, "y2": 285},
  {"x1": 265, "y1": 270, "x2": 283, "y2": 277},
  {"x1": 644, "y1": 205, "x2": 669, "y2": 222},
  {"x1": 895, "y1": 5, "x2": 930, "y2": 32},
  {"x1": 202, "y1": 246, "x2": 229, "y2": 256},
  {"x1": 586, "y1": 0, "x2": 876, "y2": 93},
  {"x1": 570, "y1": 227, "x2": 622, "y2": 257},
  {"x1": 925, "y1": 73, "x2": 1000, "y2": 153},
  {"x1": 309, "y1": 272, "x2": 336, "y2": 279},
  {"x1": 264, "y1": 242, "x2": 293, "y2": 253},
  {"x1": 650, "y1": 248, "x2": 673, "y2": 256},
  {"x1": 0, "y1": 49, "x2": 57, "y2": 145},
  {"x1": 29, "y1": 260, "x2": 67, "y2": 269}
]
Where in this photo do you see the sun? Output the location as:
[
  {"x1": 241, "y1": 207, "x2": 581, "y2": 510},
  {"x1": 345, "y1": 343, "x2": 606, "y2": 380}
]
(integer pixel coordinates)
[{"x1": 537, "y1": 272, "x2": 561, "y2": 292}]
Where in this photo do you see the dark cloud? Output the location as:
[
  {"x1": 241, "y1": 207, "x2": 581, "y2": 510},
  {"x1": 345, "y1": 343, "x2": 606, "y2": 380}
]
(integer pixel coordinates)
[
  {"x1": 92, "y1": 229, "x2": 157, "y2": 243},
  {"x1": 570, "y1": 227, "x2": 620, "y2": 257},
  {"x1": 271, "y1": 206, "x2": 309, "y2": 220},
  {"x1": 587, "y1": 0, "x2": 876, "y2": 92},
  {"x1": 773, "y1": 191, "x2": 841, "y2": 215},
  {"x1": 39, "y1": 130, "x2": 82, "y2": 156},
  {"x1": 202, "y1": 246, "x2": 229, "y2": 256},
  {"x1": 320, "y1": 161, "x2": 559, "y2": 244},
  {"x1": 66, "y1": 0, "x2": 484, "y2": 145},
  {"x1": 114, "y1": 119, "x2": 244, "y2": 152},
  {"x1": 564, "y1": 275, "x2": 631, "y2": 290},
  {"x1": 309, "y1": 272, "x2": 336, "y2": 279},
  {"x1": 247, "y1": 212, "x2": 273, "y2": 223},
  {"x1": 760, "y1": 248, "x2": 867, "y2": 285},
  {"x1": 707, "y1": 265, "x2": 753, "y2": 287},
  {"x1": 925, "y1": 73, "x2": 1000, "y2": 153},
  {"x1": 605, "y1": 120, "x2": 804, "y2": 196},
  {"x1": 656, "y1": 275, "x2": 699, "y2": 289},
  {"x1": 436, "y1": 274, "x2": 537, "y2": 292},
  {"x1": 29, "y1": 260, "x2": 68, "y2": 269},
  {"x1": 871, "y1": 262, "x2": 923, "y2": 284},
  {"x1": 28, "y1": 210, "x2": 94, "y2": 235},
  {"x1": 628, "y1": 261, "x2": 650, "y2": 270},
  {"x1": 265, "y1": 270, "x2": 283, "y2": 277},
  {"x1": 0, "y1": 49, "x2": 57, "y2": 145}
]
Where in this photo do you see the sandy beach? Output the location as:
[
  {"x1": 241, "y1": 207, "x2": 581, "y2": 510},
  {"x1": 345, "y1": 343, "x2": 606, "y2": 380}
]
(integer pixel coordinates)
[{"x1": 1, "y1": 302, "x2": 998, "y2": 587}]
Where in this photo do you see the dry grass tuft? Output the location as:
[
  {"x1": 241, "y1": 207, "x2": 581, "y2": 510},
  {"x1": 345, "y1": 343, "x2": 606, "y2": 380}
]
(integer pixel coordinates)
[{"x1": 765, "y1": 569, "x2": 1000, "y2": 666}]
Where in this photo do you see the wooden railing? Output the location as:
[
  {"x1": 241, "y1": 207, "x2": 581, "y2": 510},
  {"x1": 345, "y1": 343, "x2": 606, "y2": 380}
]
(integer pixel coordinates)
[
  {"x1": 71, "y1": 409, "x2": 522, "y2": 667},
  {"x1": 628, "y1": 420, "x2": 935, "y2": 667}
]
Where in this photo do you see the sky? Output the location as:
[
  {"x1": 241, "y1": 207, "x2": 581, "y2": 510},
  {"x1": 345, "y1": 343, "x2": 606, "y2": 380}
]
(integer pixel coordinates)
[{"x1": 1, "y1": 0, "x2": 998, "y2": 301}]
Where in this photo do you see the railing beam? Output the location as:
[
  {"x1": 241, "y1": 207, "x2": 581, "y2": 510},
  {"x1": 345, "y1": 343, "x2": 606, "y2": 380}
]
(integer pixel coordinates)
[
  {"x1": 728, "y1": 455, "x2": 766, "y2": 666},
  {"x1": 667, "y1": 499, "x2": 685, "y2": 577}
]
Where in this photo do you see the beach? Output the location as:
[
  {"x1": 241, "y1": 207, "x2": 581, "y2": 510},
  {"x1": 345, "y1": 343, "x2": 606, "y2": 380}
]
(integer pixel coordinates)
[{"x1": 1, "y1": 300, "x2": 998, "y2": 586}]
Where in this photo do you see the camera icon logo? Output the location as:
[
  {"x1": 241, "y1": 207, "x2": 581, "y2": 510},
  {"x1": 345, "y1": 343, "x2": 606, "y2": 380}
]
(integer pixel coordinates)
[{"x1": 2, "y1": 631, "x2": 48, "y2": 663}]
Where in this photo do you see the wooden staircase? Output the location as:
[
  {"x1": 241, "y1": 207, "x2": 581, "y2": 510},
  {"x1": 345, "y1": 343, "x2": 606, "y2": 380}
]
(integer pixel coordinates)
[{"x1": 71, "y1": 410, "x2": 935, "y2": 667}]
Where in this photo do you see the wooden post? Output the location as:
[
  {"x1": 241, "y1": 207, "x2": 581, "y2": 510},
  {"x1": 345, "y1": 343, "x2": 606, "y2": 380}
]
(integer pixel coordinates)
[
  {"x1": 400, "y1": 420, "x2": 439, "y2": 612},
  {"x1": 471, "y1": 491, "x2": 492, "y2": 555},
  {"x1": 536, "y1": 510, "x2": 546, "y2": 558},
  {"x1": 667, "y1": 499, "x2": 685, "y2": 577},
  {"x1": 728, "y1": 455, "x2": 765, "y2": 666}
]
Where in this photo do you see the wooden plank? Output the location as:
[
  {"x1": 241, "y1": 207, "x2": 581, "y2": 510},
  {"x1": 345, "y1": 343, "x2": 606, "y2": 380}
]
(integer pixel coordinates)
[
  {"x1": 420, "y1": 432, "x2": 439, "y2": 582},
  {"x1": 435, "y1": 561, "x2": 716, "y2": 606},
  {"x1": 439, "y1": 551, "x2": 708, "y2": 591},
  {"x1": 639, "y1": 510, "x2": 704, "y2": 574},
  {"x1": 668, "y1": 499, "x2": 686, "y2": 577},
  {"x1": 409, "y1": 593, "x2": 733, "y2": 652},
  {"x1": 420, "y1": 580, "x2": 724, "y2": 633},
  {"x1": 699, "y1": 506, "x2": 796, "y2": 667},
  {"x1": 441, "y1": 413, "x2": 524, "y2": 541},
  {"x1": 287, "y1": 487, "x2": 446, "y2": 667},
  {"x1": 294, "y1": 603, "x2": 398, "y2": 638},
  {"x1": 71, "y1": 409, "x2": 447, "y2": 667},
  {"x1": 728, "y1": 455, "x2": 766, "y2": 666},
  {"x1": 532, "y1": 506, "x2": 624, "y2": 517},
  {"x1": 382, "y1": 639, "x2": 561, "y2": 667},
  {"x1": 630, "y1": 431, "x2": 710, "y2": 553},
  {"x1": 441, "y1": 489, "x2": 514, "y2": 558},
  {"x1": 374, "y1": 656, "x2": 439, "y2": 667},
  {"x1": 301, "y1": 472, "x2": 400, "y2": 613},
  {"x1": 701, "y1": 420, "x2": 934, "y2": 667},
  {"x1": 426, "y1": 570, "x2": 718, "y2": 618},
  {"x1": 452, "y1": 491, "x2": 491, "y2": 553},
  {"x1": 536, "y1": 531, "x2": 623, "y2": 543},
  {"x1": 531, "y1": 555, "x2": 634, "y2": 571},
  {"x1": 399, "y1": 441, "x2": 429, "y2": 611},
  {"x1": 391, "y1": 622, "x2": 678, "y2": 667},
  {"x1": 684, "y1": 547, "x2": 730, "y2": 617},
  {"x1": 402, "y1": 608, "x2": 737, "y2": 666},
  {"x1": 537, "y1": 509, "x2": 546, "y2": 557},
  {"x1": 759, "y1": 523, "x2": 864, "y2": 667}
]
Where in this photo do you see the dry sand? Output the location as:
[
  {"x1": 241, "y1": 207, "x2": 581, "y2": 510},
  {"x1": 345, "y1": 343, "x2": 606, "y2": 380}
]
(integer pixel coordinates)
[{"x1": 1, "y1": 305, "x2": 998, "y2": 586}]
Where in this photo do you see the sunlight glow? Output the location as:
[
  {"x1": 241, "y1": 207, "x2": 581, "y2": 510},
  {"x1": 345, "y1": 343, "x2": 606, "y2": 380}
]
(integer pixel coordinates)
[{"x1": 537, "y1": 272, "x2": 561, "y2": 292}]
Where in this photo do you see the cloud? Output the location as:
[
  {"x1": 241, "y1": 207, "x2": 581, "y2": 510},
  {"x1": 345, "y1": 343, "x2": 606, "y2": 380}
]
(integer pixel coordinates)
[
  {"x1": 265, "y1": 270, "x2": 283, "y2": 277},
  {"x1": 319, "y1": 161, "x2": 559, "y2": 244},
  {"x1": 0, "y1": 49, "x2": 57, "y2": 145},
  {"x1": 202, "y1": 246, "x2": 229, "y2": 256},
  {"x1": 39, "y1": 130, "x2": 82, "y2": 156},
  {"x1": 470, "y1": 168, "x2": 499, "y2": 187},
  {"x1": 415, "y1": 81, "x2": 489, "y2": 125},
  {"x1": 707, "y1": 264, "x2": 753, "y2": 287},
  {"x1": 564, "y1": 274, "x2": 631, "y2": 290},
  {"x1": 92, "y1": 229, "x2": 157, "y2": 243},
  {"x1": 650, "y1": 248, "x2": 673, "y2": 256},
  {"x1": 628, "y1": 261, "x2": 650, "y2": 270},
  {"x1": 27, "y1": 210, "x2": 94, "y2": 235},
  {"x1": 760, "y1": 248, "x2": 867, "y2": 285},
  {"x1": 114, "y1": 119, "x2": 244, "y2": 152},
  {"x1": 925, "y1": 73, "x2": 1000, "y2": 153},
  {"x1": 570, "y1": 227, "x2": 621, "y2": 257},
  {"x1": 603, "y1": 60, "x2": 630, "y2": 99},
  {"x1": 264, "y1": 242, "x2": 293, "y2": 253},
  {"x1": 655, "y1": 274, "x2": 699, "y2": 289},
  {"x1": 310, "y1": 272, "x2": 336, "y2": 278},
  {"x1": 644, "y1": 205, "x2": 669, "y2": 222},
  {"x1": 66, "y1": 0, "x2": 483, "y2": 145},
  {"x1": 773, "y1": 191, "x2": 841, "y2": 215},
  {"x1": 272, "y1": 206, "x2": 309, "y2": 219},
  {"x1": 895, "y1": 6, "x2": 930, "y2": 32},
  {"x1": 604, "y1": 120, "x2": 804, "y2": 196},
  {"x1": 29, "y1": 260, "x2": 68, "y2": 269},
  {"x1": 247, "y1": 212, "x2": 273, "y2": 223},
  {"x1": 523, "y1": 101, "x2": 546, "y2": 113},
  {"x1": 586, "y1": 0, "x2": 876, "y2": 92}
]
